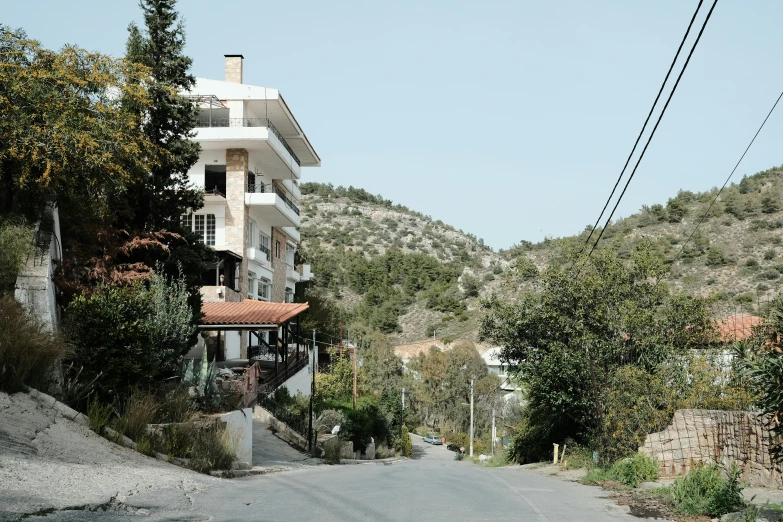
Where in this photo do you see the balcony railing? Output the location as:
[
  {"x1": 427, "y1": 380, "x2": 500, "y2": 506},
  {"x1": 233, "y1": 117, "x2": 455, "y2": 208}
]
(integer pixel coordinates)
[
  {"x1": 195, "y1": 117, "x2": 301, "y2": 166},
  {"x1": 246, "y1": 182, "x2": 300, "y2": 216}
]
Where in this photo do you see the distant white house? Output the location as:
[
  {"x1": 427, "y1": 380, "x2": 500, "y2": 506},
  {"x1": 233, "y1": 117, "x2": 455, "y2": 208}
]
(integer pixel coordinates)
[{"x1": 481, "y1": 347, "x2": 521, "y2": 397}]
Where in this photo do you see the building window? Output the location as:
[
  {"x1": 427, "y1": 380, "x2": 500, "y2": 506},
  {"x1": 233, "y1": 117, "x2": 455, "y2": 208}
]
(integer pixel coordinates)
[
  {"x1": 194, "y1": 214, "x2": 205, "y2": 243},
  {"x1": 180, "y1": 213, "x2": 192, "y2": 232},
  {"x1": 182, "y1": 213, "x2": 216, "y2": 246},
  {"x1": 258, "y1": 277, "x2": 271, "y2": 301},
  {"x1": 285, "y1": 287, "x2": 294, "y2": 303},
  {"x1": 248, "y1": 220, "x2": 257, "y2": 248},
  {"x1": 206, "y1": 215, "x2": 215, "y2": 246},
  {"x1": 285, "y1": 245, "x2": 295, "y2": 269},
  {"x1": 259, "y1": 233, "x2": 271, "y2": 257},
  {"x1": 275, "y1": 240, "x2": 281, "y2": 259}
]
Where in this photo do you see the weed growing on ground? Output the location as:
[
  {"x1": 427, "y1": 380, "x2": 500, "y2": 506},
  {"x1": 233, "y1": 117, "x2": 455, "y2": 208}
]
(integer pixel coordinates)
[
  {"x1": 580, "y1": 454, "x2": 658, "y2": 488},
  {"x1": 657, "y1": 464, "x2": 746, "y2": 517},
  {"x1": 87, "y1": 397, "x2": 113, "y2": 436}
]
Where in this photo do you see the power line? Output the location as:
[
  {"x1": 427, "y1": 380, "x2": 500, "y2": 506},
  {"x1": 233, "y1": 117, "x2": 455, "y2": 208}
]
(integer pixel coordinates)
[
  {"x1": 587, "y1": 0, "x2": 719, "y2": 258},
  {"x1": 671, "y1": 90, "x2": 783, "y2": 265},
  {"x1": 580, "y1": 0, "x2": 705, "y2": 255}
]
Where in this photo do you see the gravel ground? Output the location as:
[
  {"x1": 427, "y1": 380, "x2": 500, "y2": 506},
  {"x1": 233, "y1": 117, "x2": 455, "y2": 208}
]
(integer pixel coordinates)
[{"x1": 0, "y1": 391, "x2": 213, "y2": 521}]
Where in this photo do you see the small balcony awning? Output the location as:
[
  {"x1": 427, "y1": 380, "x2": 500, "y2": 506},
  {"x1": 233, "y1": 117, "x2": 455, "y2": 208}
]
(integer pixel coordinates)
[{"x1": 199, "y1": 301, "x2": 309, "y2": 330}]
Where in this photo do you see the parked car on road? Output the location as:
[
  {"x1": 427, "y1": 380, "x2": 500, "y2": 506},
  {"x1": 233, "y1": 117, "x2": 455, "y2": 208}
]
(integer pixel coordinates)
[{"x1": 423, "y1": 435, "x2": 443, "y2": 445}]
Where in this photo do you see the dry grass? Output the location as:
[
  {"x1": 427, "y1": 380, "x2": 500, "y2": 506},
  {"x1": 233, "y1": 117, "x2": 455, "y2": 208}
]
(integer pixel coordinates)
[
  {"x1": 115, "y1": 390, "x2": 160, "y2": 442},
  {"x1": 0, "y1": 296, "x2": 66, "y2": 393}
]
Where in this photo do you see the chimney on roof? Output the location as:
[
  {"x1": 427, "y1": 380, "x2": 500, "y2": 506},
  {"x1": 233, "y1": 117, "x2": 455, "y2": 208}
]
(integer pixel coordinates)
[{"x1": 224, "y1": 54, "x2": 244, "y2": 84}]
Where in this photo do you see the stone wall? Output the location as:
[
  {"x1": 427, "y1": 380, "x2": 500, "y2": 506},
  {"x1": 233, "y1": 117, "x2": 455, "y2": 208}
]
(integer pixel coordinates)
[
  {"x1": 271, "y1": 227, "x2": 289, "y2": 303},
  {"x1": 15, "y1": 202, "x2": 61, "y2": 332},
  {"x1": 639, "y1": 409, "x2": 783, "y2": 487}
]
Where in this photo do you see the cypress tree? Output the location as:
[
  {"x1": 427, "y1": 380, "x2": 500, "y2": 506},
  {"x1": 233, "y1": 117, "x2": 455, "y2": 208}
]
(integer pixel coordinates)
[{"x1": 124, "y1": 0, "x2": 203, "y2": 230}]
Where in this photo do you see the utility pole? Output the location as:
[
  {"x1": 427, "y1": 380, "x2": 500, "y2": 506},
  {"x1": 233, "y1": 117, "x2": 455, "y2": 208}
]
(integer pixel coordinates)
[
  {"x1": 491, "y1": 407, "x2": 496, "y2": 456},
  {"x1": 352, "y1": 347, "x2": 358, "y2": 409},
  {"x1": 308, "y1": 329, "x2": 315, "y2": 455},
  {"x1": 469, "y1": 378, "x2": 474, "y2": 457}
]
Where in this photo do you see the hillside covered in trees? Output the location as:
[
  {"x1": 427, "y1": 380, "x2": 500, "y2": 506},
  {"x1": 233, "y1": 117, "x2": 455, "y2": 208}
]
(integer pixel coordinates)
[{"x1": 297, "y1": 166, "x2": 783, "y2": 344}]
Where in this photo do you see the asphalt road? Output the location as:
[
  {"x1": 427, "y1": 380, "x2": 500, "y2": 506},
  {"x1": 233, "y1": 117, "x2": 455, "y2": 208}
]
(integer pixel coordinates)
[{"x1": 24, "y1": 435, "x2": 650, "y2": 521}]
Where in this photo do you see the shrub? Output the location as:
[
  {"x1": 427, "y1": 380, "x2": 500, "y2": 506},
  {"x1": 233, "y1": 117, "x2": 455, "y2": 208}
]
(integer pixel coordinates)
[
  {"x1": 0, "y1": 296, "x2": 65, "y2": 393},
  {"x1": 483, "y1": 273, "x2": 495, "y2": 282},
  {"x1": 765, "y1": 249, "x2": 777, "y2": 260},
  {"x1": 66, "y1": 283, "x2": 155, "y2": 403},
  {"x1": 706, "y1": 247, "x2": 729, "y2": 267},
  {"x1": 745, "y1": 257, "x2": 760, "y2": 268},
  {"x1": 314, "y1": 409, "x2": 344, "y2": 434},
  {"x1": 461, "y1": 274, "x2": 481, "y2": 298},
  {"x1": 758, "y1": 283, "x2": 771, "y2": 292},
  {"x1": 662, "y1": 464, "x2": 746, "y2": 517},
  {"x1": 609, "y1": 454, "x2": 658, "y2": 488},
  {"x1": 581, "y1": 454, "x2": 658, "y2": 488},
  {"x1": 66, "y1": 267, "x2": 194, "y2": 403},
  {"x1": 759, "y1": 269, "x2": 779, "y2": 280},
  {"x1": 399, "y1": 424, "x2": 412, "y2": 457},
  {"x1": 0, "y1": 219, "x2": 33, "y2": 294}
]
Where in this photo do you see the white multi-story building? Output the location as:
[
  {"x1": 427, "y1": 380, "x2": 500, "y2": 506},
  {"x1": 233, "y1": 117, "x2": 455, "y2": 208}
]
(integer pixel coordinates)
[{"x1": 182, "y1": 54, "x2": 319, "y2": 307}]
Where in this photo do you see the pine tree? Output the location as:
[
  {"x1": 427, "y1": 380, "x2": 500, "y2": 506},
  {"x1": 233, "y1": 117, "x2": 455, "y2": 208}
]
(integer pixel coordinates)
[{"x1": 124, "y1": 0, "x2": 202, "y2": 231}]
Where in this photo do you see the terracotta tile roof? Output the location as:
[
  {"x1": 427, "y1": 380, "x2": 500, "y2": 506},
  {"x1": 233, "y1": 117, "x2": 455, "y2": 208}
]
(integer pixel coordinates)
[
  {"x1": 714, "y1": 314, "x2": 763, "y2": 342},
  {"x1": 201, "y1": 301, "x2": 309, "y2": 326}
]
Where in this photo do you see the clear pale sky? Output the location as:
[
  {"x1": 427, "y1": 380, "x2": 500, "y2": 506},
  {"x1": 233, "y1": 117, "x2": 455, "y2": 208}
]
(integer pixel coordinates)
[{"x1": 6, "y1": 1, "x2": 783, "y2": 250}]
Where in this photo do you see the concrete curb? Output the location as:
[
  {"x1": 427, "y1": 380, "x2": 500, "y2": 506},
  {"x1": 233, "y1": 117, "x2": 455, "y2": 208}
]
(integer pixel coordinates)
[
  {"x1": 27, "y1": 387, "x2": 89, "y2": 428},
  {"x1": 340, "y1": 456, "x2": 408, "y2": 465}
]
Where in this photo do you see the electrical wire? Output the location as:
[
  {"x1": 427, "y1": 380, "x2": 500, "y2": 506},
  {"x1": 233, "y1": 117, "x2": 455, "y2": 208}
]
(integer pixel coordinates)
[
  {"x1": 671, "y1": 90, "x2": 783, "y2": 266},
  {"x1": 587, "y1": 0, "x2": 719, "y2": 258},
  {"x1": 579, "y1": 0, "x2": 705, "y2": 255}
]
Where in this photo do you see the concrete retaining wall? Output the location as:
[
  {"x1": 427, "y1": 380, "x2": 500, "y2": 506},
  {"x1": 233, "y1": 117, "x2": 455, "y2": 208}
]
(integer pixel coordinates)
[
  {"x1": 15, "y1": 202, "x2": 61, "y2": 332},
  {"x1": 253, "y1": 405, "x2": 308, "y2": 452},
  {"x1": 640, "y1": 409, "x2": 783, "y2": 487},
  {"x1": 220, "y1": 408, "x2": 253, "y2": 465}
]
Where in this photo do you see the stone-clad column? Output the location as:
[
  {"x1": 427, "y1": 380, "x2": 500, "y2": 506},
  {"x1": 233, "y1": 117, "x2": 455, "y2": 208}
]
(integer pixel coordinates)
[
  {"x1": 225, "y1": 148, "x2": 249, "y2": 297},
  {"x1": 271, "y1": 227, "x2": 289, "y2": 303}
]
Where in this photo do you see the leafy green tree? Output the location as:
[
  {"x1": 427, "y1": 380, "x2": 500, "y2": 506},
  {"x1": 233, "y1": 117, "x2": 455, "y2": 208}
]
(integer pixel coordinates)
[
  {"x1": 666, "y1": 197, "x2": 687, "y2": 223},
  {"x1": 761, "y1": 190, "x2": 781, "y2": 214},
  {"x1": 480, "y1": 242, "x2": 715, "y2": 462},
  {"x1": 0, "y1": 26, "x2": 159, "y2": 216}
]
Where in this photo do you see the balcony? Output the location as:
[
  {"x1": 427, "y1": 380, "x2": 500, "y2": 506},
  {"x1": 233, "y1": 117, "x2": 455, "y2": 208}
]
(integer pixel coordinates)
[
  {"x1": 193, "y1": 117, "x2": 301, "y2": 179},
  {"x1": 245, "y1": 182, "x2": 300, "y2": 227},
  {"x1": 286, "y1": 266, "x2": 301, "y2": 283},
  {"x1": 246, "y1": 247, "x2": 271, "y2": 268}
]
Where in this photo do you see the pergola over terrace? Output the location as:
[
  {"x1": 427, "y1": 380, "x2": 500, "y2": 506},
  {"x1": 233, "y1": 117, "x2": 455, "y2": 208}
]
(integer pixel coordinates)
[{"x1": 199, "y1": 300, "x2": 309, "y2": 389}]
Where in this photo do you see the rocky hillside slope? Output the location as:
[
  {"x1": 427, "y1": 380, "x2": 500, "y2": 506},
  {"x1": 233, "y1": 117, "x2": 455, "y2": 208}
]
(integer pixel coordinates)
[
  {"x1": 503, "y1": 165, "x2": 783, "y2": 310},
  {"x1": 298, "y1": 184, "x2": 510, "y2": 344}
]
